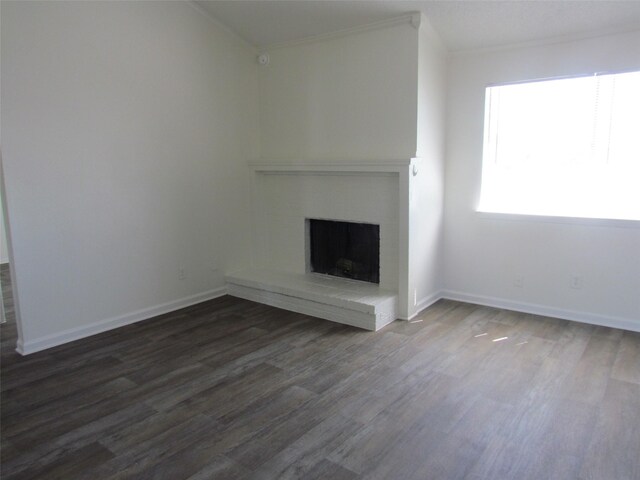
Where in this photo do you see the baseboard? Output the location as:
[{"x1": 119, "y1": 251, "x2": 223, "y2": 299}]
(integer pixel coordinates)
[
  {"x1": 15, "y1": 285, "x2": 639, "y2": 355},
  {"x1": 16, "y1": 286, "x2": 228, "y2": 355},
  {"x1": 399, "y1": 291, "x2": 443, "y2": 321},
  {"x1": 441, "y1": 289, "x2": 640, "y2": 333}
]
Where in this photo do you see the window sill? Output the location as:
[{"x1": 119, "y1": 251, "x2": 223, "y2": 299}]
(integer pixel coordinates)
[{"x1": 476, "y1": 210, "x2": 640, "y2": 229}]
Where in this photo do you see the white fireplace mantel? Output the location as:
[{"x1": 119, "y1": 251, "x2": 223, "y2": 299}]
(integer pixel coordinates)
[
  {"x1": 249, "y1": 158, "x2": 415, "y2": 174},
  {"x1": 226, "y1": 157, "x2": 428, "y2": 329}
]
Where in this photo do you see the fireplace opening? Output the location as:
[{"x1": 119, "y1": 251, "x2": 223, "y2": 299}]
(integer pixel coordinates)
[{"x1": 308, "y1": 219, "x2": 380, "y2": 284}]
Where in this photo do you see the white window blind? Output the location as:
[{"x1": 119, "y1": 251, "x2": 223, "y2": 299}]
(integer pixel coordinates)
[{"x1": 479, "y1": 70, "x2": 640, "y2": 221}]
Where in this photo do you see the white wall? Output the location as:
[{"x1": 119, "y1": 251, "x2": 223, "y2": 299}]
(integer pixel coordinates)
[
  {"x1": 444, "y1": 31, "x2": 640, "y2": 330},
  {"x1": 406, "y1": 17, "x2": 447, "y2": 318},
  {"x1": 1, "y1": 1, "x2": 258, "y2": 352},
  {"x1": 0, "y1": 193, "x2": 8, "y2": 264},
  {"x1": 258, "y1": 21, "x2": 419, "y2": 161}
]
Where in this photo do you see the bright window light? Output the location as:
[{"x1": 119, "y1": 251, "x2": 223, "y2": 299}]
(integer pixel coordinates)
[{"x1": 478, "y1": 70, "x2": 640, "y2": 221}]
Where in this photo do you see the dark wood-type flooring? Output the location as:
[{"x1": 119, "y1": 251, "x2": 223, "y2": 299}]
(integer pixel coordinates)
[{"x1": 2, "y1": 269, "x2": 639, "y2": 479}]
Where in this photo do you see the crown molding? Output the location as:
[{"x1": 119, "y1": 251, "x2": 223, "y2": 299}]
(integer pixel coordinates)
[
  {"x1": 186, "y1": 1, "x2": 258, "y2": 53},
  {"x1": 263, "y1": 12, "x2": 421, "y2": 51},
  {"x1": 451, "y1": 24, "x2": 640, "y2": 57}
]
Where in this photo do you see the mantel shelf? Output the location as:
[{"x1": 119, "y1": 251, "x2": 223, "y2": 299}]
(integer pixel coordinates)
[{"x1": 249, "y1": 158, "x2": 417, "y2": 174}]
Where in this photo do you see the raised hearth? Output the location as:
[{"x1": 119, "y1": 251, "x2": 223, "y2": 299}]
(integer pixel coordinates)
[{"x1": 226, "y1": 269, "x2": 398, "y2": 331}]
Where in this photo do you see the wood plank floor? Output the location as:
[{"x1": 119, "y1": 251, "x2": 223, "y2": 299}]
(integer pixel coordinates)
[{"x1": 1, "y1": 276, "x2": 639, "y2": 478}]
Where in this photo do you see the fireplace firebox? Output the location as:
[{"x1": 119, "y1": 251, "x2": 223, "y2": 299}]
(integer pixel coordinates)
[{"x1": 307, "y1": 219, "x2": 380, "y2": 284}]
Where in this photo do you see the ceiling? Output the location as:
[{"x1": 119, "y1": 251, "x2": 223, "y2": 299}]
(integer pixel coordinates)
[{"x1": 195, "y1": 0, "x2": 640, "y2": 52}]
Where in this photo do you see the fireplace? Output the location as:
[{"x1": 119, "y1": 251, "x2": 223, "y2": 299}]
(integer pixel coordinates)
[
  {"x1": 307, "y1": 219, "x2": 380, "y2": 284},
  {"x1": 227, "y1": 157, "x2": 441, "y2": 330},
  {"x1": 226, "y1": 163, "x2": 407, "y2": 331}
]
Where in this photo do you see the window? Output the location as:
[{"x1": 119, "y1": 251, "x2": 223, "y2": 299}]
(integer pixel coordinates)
[{"x1": 478, "y1": 70, "x2": 640, "y2": 221}]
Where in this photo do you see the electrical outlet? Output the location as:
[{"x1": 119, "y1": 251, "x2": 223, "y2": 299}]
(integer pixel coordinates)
[
  {"x1": 570, "y1": 274, "x2": 582, "y2": 289},
  {"x1": 513, "y1": 275, "x2": 524, "y2": 288}
]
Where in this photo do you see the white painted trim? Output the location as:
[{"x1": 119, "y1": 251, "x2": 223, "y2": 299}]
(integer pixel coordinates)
[
  {"x1": 264, "y1": 13, "x2": 418, "y2": 51},
  {"x1": 15, "y1": 285, "x2": 639, "y2": 355},
  {"x1": 186, "y1": 1, "x2": 258, "y2": 53},
  {"x1": 441, "y1": 290, "x2": 640, "y2": 333},
  {"x1": 410, "y1": 12, "x2": 422, "y2": 30},
  {"x1": 477, "y1": 211, "x2": 640, "y2": 230},
  {"x1": 249, "y1": 158, "x2": 413, "y2": 174},
  {"x1": 16, "y1": 286, "x2": 228, "y2": 355},
  {"x1": 397, "y1": 165, "x2": 411, "y2": 318},
  {"x1": 400, "y1": 291, "x2": 443, "y2": 321},
  {"x1": 451, "y1": 26, "x2": 640, "y2": 57}
]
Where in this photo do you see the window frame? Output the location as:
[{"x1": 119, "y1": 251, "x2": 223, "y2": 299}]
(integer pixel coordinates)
[{"x1": 477, "y1": 69, "x2": 640, "y2": 225}]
